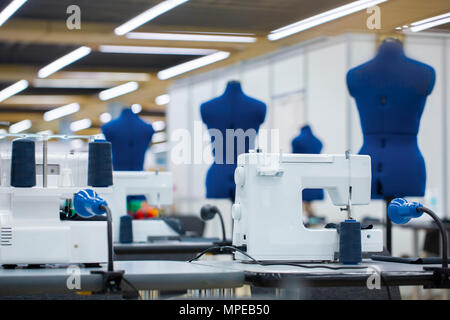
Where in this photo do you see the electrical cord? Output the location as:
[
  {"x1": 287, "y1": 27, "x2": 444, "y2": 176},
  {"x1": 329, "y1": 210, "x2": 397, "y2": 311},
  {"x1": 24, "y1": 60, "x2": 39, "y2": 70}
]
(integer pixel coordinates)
[
  {"x1": 417, "y1": 207, "x2": 448, "y2": 269},
  {"x1": 189, "y1": 245, "x2": 392, "y2": 299},
  {"x1": 99, "y1": 204, "x2": 114, "y2": 272}
]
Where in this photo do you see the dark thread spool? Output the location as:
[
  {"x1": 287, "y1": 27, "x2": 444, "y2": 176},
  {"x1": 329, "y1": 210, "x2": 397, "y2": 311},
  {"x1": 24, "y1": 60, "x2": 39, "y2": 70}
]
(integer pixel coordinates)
[
  {"x1": 119, "y1": 215, "x2": 133, "y2": 243},
  {"x1": 11, "y1": 138, "x2": 36, "y2": 187},
  {"x1": 88, "y1": 140, "x2": 113, "y2": 187},
  {"x1": 339, "y1": 220, "x2": 362, "y2": 265}
]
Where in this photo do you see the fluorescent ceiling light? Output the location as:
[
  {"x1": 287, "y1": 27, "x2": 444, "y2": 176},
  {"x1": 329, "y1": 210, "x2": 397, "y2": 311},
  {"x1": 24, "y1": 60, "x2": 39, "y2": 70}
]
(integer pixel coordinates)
[
  {"x1": 70, "y1": 119, "x2": 91, "y2": 132},
  {"x1": 33, "y1": 79, "x2": 114, "y2": 89},
  {"x1": 114, "y1": 0, "x2": 190, "y2": 36},
  {"x1": 9, "y1": 119, "x2": 31, "y2": 133},
  {"x1": 99, "y1": 112, "x2": 112, "y2": 123},
  {"x1": 268, "y1": 0, "x2": 388, "y2": 41},
  {"x1": 0, "y1": 0, "x2": 27, "y2": 27},
  {"x1": 126, "y1": 32, "x2": 257, "y2": 43},
  {"x1": 0, "y1": 80, "x2": 28, "y2": 102},
  {"x1": 99, "y1": 45, "x2": 216, "y2": 56},
  {"x1": 409, "y1": 13, "x2": 450, "y2": 32},
  {"x1": 152, "y1": 132, "x2": 167, "y2": 143},
  {"x1": 152, "y1": 121, "x2": 166, "y2": 131},
  {"x1": 99, "y1": 81, "x2": 139, "y2": 101},
  {"x1": 43, "y1": 103, "x2": 80, "y2": 122},
  {"x1": 54, "y1": 72, "x2": 150, "y2": 82},
  {"x1": 38, "y1": 46, "x2": 92, "y2": 78},
  {"x1": 158, "y1": 51, "x2": 230, "y2": 80},
  {"x1": 155, "y1": 94, "x2": 170, "y2": 105},
  {"x1": 131, "y1": 103, "x2": 142, "y2": 114}
]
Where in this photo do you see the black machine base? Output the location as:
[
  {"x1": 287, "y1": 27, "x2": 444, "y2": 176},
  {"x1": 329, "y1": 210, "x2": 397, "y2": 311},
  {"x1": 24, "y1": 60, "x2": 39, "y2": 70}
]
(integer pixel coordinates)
[{"x1": 423, "y1": 267, "x2": 450, "y2": 289}]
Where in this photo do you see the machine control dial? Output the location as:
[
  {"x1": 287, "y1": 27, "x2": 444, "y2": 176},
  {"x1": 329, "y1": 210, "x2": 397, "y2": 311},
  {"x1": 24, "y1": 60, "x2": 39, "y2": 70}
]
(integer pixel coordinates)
[
  {"x1": 232, "y1": 204, "x2": 241, "y2": 220},
  {"x1": 234, "y1": 167, "x2": 245, "y2": 187}
]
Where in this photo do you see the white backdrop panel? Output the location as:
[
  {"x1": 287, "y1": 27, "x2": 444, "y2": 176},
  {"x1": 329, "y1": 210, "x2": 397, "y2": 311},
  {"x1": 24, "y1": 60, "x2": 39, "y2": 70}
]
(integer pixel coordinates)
[{"x1": 405, "y1": 37, "x2": 444, "y2": 218}]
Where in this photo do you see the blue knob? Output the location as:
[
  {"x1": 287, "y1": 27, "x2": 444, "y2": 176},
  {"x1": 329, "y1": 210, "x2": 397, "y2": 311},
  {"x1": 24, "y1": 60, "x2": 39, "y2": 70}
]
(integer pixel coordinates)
[
  {"x1": 388, "y1": 198, "x2": 423, "y2": 224},
  {"x1": 73, "y1": 189, "x2": 108, "y2": 218}
]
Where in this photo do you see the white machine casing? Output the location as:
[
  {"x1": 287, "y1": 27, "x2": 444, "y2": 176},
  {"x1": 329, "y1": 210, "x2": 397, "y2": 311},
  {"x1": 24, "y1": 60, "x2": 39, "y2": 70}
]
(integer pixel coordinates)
[
  {"x1": 0, "y1": 150, "x2": 174, "y2": 263},
  {"x1": 232, "y1": 152, "x2": 383, "y2": 262},
  {"x1": 100, "y1": 171, "x2": 173, "y2": 241},
  {"x1": 0, "y1": 151, "x2": 109, "y2": 265}
]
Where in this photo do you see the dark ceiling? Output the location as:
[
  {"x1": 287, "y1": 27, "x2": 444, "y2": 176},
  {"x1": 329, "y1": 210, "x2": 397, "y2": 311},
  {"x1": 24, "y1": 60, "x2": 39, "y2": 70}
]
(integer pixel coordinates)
[
  {"x1": 0, "y1": 81, "x2": 105, "y2": 95},
  {"x1": 0, "y1": 42, "x2": 202, "y2": 71},
  {"x1": 5, "y1": 0, "x2": 354, "y2": 32},
  {"x1": 0, "y1": 0, "x2": 360, "y2": 97},
  {"x1": 0, "y1": 0, "x2": 447, "y2": 98}
]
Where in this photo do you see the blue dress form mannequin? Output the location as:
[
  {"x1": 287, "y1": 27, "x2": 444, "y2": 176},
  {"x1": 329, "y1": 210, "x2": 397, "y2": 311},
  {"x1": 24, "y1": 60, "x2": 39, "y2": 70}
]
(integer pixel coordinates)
[
  {"x1": 347, "y1": 38, "x2": 435, "y2": 252},
  {"x1": 291, "y1": 125, "x2": 324, "y2": 203},
  {"x1": 101, "y1": 108, "x2": 155, "y2": 171},
  {"x1": 201, "y1": 81, "x2": 266, "y2": 201},
  {"x1": 347, "y1": 39, "x2": 435, "y2": 198}
]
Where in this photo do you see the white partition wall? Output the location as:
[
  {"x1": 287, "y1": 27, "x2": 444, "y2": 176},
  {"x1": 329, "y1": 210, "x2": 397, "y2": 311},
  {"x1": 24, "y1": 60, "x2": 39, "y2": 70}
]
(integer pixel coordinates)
[{"x1": 167, "y1": 32, "x2": 450, "y2": 254}]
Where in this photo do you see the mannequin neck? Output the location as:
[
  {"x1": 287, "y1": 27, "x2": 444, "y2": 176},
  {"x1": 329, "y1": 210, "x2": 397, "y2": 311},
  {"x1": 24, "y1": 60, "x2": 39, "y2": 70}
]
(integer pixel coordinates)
[
  {"x1": 301, "y1": 125, "x2": 312, "y2": 134},
  {"x1": 120, "y1": 108, "x2": 135, "y2": 118},
  {"x1": 376, "y1": 40, "x2": 405, "y2": 60},
  {"x1": 224, "y1": 81, "x2": 243, "y2": 95}
]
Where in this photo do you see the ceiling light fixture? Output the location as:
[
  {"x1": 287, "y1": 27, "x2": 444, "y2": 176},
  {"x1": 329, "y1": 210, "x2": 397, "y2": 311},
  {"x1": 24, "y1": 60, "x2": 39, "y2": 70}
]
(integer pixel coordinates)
[
  {"x1": 43, "y1": 102, "x2": 80, "y2": 122},
  {"x1": 268, "y1": 0, "x2": 388, "y2": 41},
  {"x1": 158, "y1": 51, "x2": 230, "y2": 80},
  {"x1": 114, "y1": 0, "x2": 190, "y2": 36},
  {"x1": 38, "y1": 46, "x2": 92, "y2": 78},
  {"x1": 152, "y1": 121, "x2": 166, "y2": 131},
  {"x1": 126, "y1": 32, "x2": 257, "y2": 43},
  {"x1": 155, "y1": 94, "x2": 170, "y2": 105},
  {"x1": 9, "y1": 119, "x2": 31, "y2": 133},
  {"x1": 131, "y1": 104, "x2": 142, "y2": 114},
  {"x1": 98, "y1": 45, "x2": 216, "y2": 55},
  {"x1": 99, "y1": 112, "x2": 112, "y2": 123},
  {"x1": 70, "y1": 118, "x2": 92, "y2": 132},
  {"x1": 0, "y1": 80, "x2": 28, "y2": 102},
  {"x1": 409, "y1": 12, "x2": 450, "y2": 32},
  {"x1": 0, "y1": 0, "x2": 28, "y2": 27},
  {"x1": 99, "y1": 81, "x2": 139, "y2": 101}
]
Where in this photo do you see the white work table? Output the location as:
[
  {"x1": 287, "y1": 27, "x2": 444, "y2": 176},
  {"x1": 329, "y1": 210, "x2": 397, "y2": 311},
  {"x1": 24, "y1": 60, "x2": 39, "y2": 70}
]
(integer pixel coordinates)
[{"x1": 0, "y1": 261, "x2": 245, "y2": 296}]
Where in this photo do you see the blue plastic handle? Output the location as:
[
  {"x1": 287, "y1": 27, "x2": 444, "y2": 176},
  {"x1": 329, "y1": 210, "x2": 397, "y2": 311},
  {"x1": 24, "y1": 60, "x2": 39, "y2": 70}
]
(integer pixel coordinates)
[
  {"x1": 387, "y1": 198, "x2": 423, "y2": 224},
  {"x1": 73, "y1": 189, "x2": 108, "y2": 218}
]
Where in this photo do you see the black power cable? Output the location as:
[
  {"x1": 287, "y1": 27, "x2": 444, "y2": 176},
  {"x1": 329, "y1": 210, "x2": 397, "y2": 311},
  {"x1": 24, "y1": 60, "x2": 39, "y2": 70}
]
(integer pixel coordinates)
[
  {"x1": 417, "y1": 207, "x2": 448, "y2": 269},
  {"x1": 189, "y1": 245, "x2": 392, "y2": 299},
  {"x1": 100, "y1": 204, "x2": 114, "y2": 272}
]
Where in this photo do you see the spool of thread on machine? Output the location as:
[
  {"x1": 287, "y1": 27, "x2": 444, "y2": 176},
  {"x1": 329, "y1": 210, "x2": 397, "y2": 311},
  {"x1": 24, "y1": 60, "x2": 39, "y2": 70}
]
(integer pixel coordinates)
[
  {"x1": 119, "y1": 215, "x2": 133, "y2": 243},
  {"x1": 339, "y1": 220, "x2": 362, "y2": 264},
  {"x1": 88, "y1": 140, "x2": 113, "y2": 187},
  {"x1": 11, "y1": 138, "x2": 36, "y2": 187}
]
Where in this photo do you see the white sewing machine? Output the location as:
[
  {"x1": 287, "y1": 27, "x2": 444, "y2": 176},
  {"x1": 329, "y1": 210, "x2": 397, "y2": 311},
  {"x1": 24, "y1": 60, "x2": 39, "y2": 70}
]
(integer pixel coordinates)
[
  {"x1": 100, "y1": 171, "x2": 173, "y2": 241},
  {"x1": 232, "y1": 151, "x2": 383, "y2": 261},
  {"x1": 0, "y1": 144, "x2": 109, "y2": 266}
]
